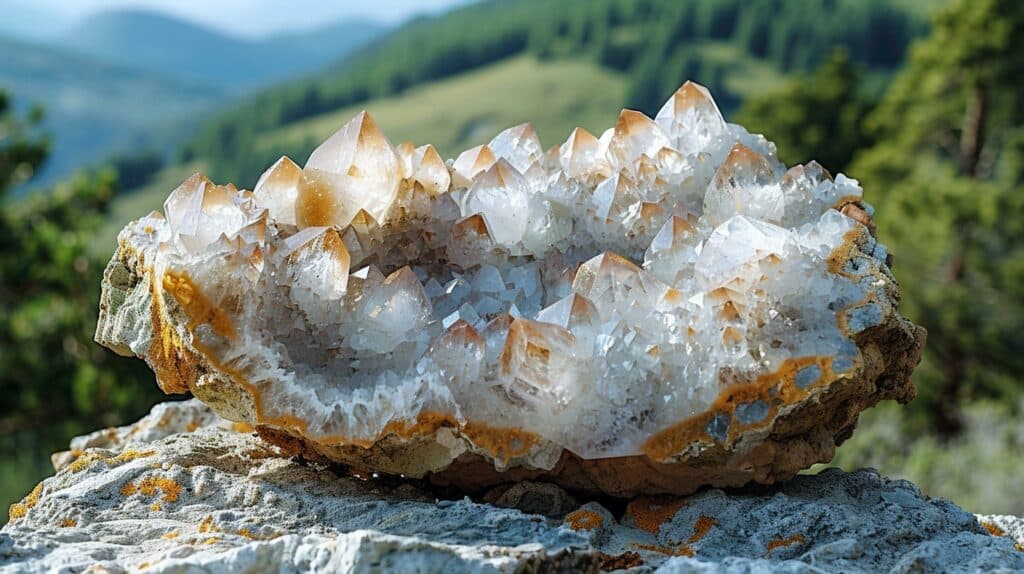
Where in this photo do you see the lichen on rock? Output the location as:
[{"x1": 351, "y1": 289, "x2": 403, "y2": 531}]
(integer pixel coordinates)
[
  {"x1": 2, "y1": 400, "x2": 1021, "y2": 573},
  {"x1": 94, "y1": 81, "x2": 924, "y2": 495}
]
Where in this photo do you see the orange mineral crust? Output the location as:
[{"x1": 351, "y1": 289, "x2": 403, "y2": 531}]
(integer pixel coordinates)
[{"x1": 96, "y1": 81, "x2": 924, "y2": 495}]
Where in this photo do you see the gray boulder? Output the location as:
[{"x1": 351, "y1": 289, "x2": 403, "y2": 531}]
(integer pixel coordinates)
[{"x1": 2, "y1": 400, "x2": 1021, "y2": 573}]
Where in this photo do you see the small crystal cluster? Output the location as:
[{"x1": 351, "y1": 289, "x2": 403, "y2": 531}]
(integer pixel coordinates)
[{"x1": 97, "y1": 82, "x2": 923, "y2": 495}]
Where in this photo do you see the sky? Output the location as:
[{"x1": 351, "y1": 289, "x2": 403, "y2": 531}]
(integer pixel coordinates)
[{"x1": 16, "y1": 0, "x2": 470, "y2": 37}]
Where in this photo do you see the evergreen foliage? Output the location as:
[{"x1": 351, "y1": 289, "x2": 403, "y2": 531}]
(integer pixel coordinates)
[
  {"x1": 851, "y1": 0, "x2": 1024, "y2": 435},
  {"x1": 736, "y1": 49, "x2": 873, "y2": 172},
  {"x1": 0, "y1": 91, "x2": 162, "y2": 515}
]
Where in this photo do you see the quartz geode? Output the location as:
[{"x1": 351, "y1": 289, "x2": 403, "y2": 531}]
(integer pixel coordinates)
[{"x1": 96, "y1": 82, "x2": 924, "y2": 496}]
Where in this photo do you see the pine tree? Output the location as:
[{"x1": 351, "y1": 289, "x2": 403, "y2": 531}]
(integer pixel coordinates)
[
  {"x1": 736, "y1": 49, "x2": 872, "y2": 172},
  {"x1": 851, "y1": 0, "x2": 1024, "y2": 435},
  {"x1": 1, "y1": 91, "x2": 162, "y2": 509}
]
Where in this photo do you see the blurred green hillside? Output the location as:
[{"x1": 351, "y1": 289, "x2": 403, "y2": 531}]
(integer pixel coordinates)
[{"x1": 5, "y1": 0, "x2": 1024, "y2": 522}]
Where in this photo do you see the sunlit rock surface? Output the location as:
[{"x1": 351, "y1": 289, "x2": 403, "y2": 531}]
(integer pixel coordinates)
[
  {"x1": 95, "y1": 82, "x2": 925, "y2": 495},
  {"x1": 4, "y1": 401, "x2": 1021, "y2": 573}
]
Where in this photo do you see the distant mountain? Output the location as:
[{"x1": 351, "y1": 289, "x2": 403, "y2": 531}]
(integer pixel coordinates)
[
  {"x1": 0, "y1": 34, "x2": 223, "y2": 190},
  {"x1": 264, "y1": 18, "x2": 386, "y2": 61},
  {"x1": 57, "y1": 10, "x2": 385, "y2": 90}
]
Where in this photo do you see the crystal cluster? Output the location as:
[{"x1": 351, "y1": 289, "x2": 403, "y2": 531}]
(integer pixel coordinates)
[{"x1": 96, "y1": 82, "x2": 924, "y2": 495}]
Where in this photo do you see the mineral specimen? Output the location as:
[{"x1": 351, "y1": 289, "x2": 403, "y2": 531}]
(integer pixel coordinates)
[{"x1": 95, "y1": 82, "x2": 925, "y2": 495}]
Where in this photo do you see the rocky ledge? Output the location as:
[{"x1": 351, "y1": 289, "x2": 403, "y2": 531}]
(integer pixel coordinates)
[{"x1": 2, "y1": 400, "x2": 1021, "y2": 573}]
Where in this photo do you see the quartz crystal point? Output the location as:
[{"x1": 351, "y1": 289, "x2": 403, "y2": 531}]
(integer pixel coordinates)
[
  {"x1": 297, "y1": 111, "x2": 400, "y2": 228},
  {"x1": 97, "y1": 85, "x2": 925, "y2": 496}
]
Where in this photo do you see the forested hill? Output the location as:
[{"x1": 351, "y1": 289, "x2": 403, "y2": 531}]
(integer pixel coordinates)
[{"x1": 182, "y1": 0, "x2": 931, "y2": 188}]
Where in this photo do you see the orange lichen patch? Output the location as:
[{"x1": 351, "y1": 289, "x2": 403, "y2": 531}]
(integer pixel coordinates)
[
  {"x1": 201, "y1": 537, "x2": 221, "y2": 545},
  {"x1": 162, "y1": 271, "x2": 237, "y2": 340},
  {"x1": 766, "y1": 534, "x2": 806, "y2": 555},
  {"x1": 643, "y1": 355, "x2": 834, "y2": 460},
  {"x1": 633, "y1": 543, "x2": 694, "y2": 557},
  {"x1": 122, "y1": 476, "x2": 183, "y2": 503},
  {"x1": 8, "y1": 482, "x2": 43, "y2": 522},
  {"x1": 60, "y1": 517, "x2": 77, "y2": 528},
  {"x1": 232, "y1": 422, "x2": 255, "y2": 433},
  {"x1": 150, "y1": 502, "x2": 162, "y2": 512},
  {"x1": 982, "y1": 522, "x2": 1007, "y2": 537},
  {"x1": 625, "y1": 496, "x2": 687, "y2": 534},
  {"x1": 687, "y1": 515, "x2": 717, "y2": 544},
  {"x1": 186, "y1": 421, "x2": 200, "y2": 432},
  {"x1": 162, "y1": 531, "x2": 179, "y2": 540},
  {"x1": 195, "y1": 517, "x2": 272, "y2": 542},
  {"x1": 108, "y1": 449, "x2": 156, "y2": 466},
  {"x1": 68, "y1": 452, "x2": 102, "y2": 474},
  {"x1": 198, "y1": 515, "x2": 219, "y2": 534},
  {"x1": 71, "y1": 449, "x2": 155, "y2": 476},
  {"x1": 565, "y1": 509, "x2": 604, "y2": 531}
]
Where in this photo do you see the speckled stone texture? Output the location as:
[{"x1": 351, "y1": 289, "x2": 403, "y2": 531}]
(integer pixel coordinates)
[{"x1": 2, "y1": 400, "x2": 1021, "y2": 573}]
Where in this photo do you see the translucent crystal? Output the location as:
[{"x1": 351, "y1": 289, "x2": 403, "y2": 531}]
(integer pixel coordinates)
[
  {"x1": 607, "y1": 110, "x2": 672, "y2": 168},
  {"x1": 452, "y1": 144, "x2": 497, "y2": 188},
  {"x1": 98, "y1": 81, "x2": 922, "y2": 495},
  {"x1": 488, "y1": 123, "x2": 543, "y2": 174},
  {"x1": 460, "y1": 159, "x2": 530, "y2": 245},
  {"x1": 410, "y1": 144, "x2": 450, "y2": 196},
  {"x1": 253, "y1": 156, "x2": 302, "y2": 226},
  {"x1": 559, "y1": 127, "x2": 610, "y2": 181},
  {"x1": 298, "y1": 111, "x2": 400, "y2": 228},
  {"x1": 655, "y1": 81, "x2": 727, "y2": 155},
  {"x1": 703, "y1": 144, "x2": 784, "y2": 227}
]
